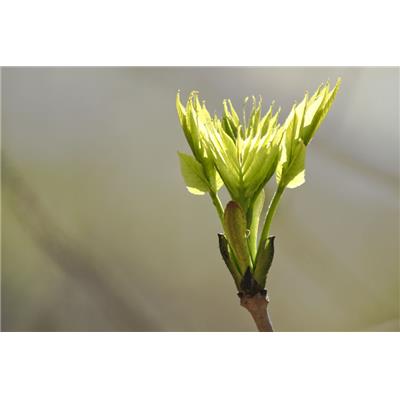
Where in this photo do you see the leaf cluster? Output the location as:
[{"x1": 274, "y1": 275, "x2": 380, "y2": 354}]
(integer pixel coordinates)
[{"x1": 176, "y1": 80, "x2": 340, "y2": 292}]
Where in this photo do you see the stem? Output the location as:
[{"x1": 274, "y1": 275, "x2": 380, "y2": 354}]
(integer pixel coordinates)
[
  {"x1": 259, "y1": 185, "x2": 285, "y2": 247},
  {"x1": 209, "y1": 190, "x2": 224, "y2": 226},
  {"x1": 240, "y1": 292, "x2": 273, "y2": 332}
]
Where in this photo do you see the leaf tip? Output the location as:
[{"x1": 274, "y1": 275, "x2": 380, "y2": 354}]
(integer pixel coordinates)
[{"x1": 225, "y1": 200, "x2": 240, "y2": 212}]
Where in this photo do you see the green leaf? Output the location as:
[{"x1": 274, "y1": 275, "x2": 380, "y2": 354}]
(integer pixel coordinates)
[
  {"x1": 223, "y1": 201, "x2": 251, "y2": 273},
  {"x1": 294, "y1": 93, "x2": 308, "y2": 139},
  {"x1": 254, "y1": 236, "x2": 275, "y2": 287},
  {"x1": 243, "y1": 143, "x2": 280, "y2": 199},
  {"x1": 201, "y1": 157, "x2": 224, "y2": 193},
  {"x1": 221, "y1": 115, "x2": 236, "y2": 140},
  {"x1": 284, "y1": 106, "x2": 297, "y2": 161},
  {"x1": 176, "y1": 91, "x2": 186, "y2": 126},
  {"x1": 247, "y1": 189, "x2": 265, "y2": 262},
  {"x1": 275, "y1": 148, "x2": 286, "y2": 186},
  {"x1": 178, "y1": 152, "x2": 209, "y2": 195},
  {"x1": 205, "y1": 124, "x2": 241, "y2": 199},
  {"x1": 214, "y1": 170, "x2": 224, "y2": 191},
  {"x1": 283, "y1": 139, "x2": 306, "y2": 189},
  {"x1": 176, "y1": 92, "x2": 196, "y2": 156},
  {"x1": 301, "y1": 78, "x2": 341, "y2": 145},
  {"x1": 208, "y1": 167, "x2": 224, "y2": 193},
  {"x1": 227, "y1": 99, "x2": 240, "y2": 126},
  {"x1": 276, "y1": 106, "x2": 296, "y2": 186}
]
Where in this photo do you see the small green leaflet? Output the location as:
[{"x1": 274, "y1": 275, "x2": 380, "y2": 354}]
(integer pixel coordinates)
[
  {"x1": 178, "y1": 152, "x2": 209, "y2": 195},
  {"x1": 248, "y1": 189, "x2": 265, "y2": 262},
  {"x1": 284, "y1": 139, "x2": 306, "y2": 189}
]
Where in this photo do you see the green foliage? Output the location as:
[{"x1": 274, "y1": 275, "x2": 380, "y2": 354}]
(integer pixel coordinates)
[
  {"x1": 248, "y1": 189, "x2": 265, "y2": 262},
  {"x1": 276, "y1": 79, "x2": 341, "y2": 190},
  {"x1": 176, "y1": 80, "x2": 340, "y2": 293},
  {"x1": 178, "y1": 152, "x2": 210, "y2": 195},
  {"x1": 176, "y1": 91, "x2": 224, "y2": 194},
  {"x1": 276, "y1": 139, "x2": 306, "y2": 189},
  {"x1": 204, "y1": 98, "x2": 282, "y2": 212}
]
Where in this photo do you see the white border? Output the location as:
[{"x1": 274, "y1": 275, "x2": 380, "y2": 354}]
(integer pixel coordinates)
[
  {"x1": 0, "y1": 333, "x2": 399, "y2": 400},
  {"x1": 1, "y1": 1, "x2": 399, "y2": 399},
  {"x1": 0, "y1": 0, "x2": 399, "y2": 65}
]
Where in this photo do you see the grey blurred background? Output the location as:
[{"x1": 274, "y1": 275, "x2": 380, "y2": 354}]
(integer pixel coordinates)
[{"x1": 1, "y1": 67, "x2": 399, "y2": 331}]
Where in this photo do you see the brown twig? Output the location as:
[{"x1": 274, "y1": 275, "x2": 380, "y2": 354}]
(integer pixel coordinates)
[{"x1": 239, "y1": 292, "x2": 273, "y2": 332}]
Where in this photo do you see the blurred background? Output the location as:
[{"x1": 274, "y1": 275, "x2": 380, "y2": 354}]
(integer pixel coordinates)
[{"x1": 1, "y1": 67, "x2": 399, "y2": 331}]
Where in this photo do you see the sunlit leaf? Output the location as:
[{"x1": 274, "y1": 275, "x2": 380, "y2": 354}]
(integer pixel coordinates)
[
  {"x1": 301, "y1": 78, "x2": 341, "y2": 145},
  {"x1": 178, "y1": 152, "x2": 209, "y2": 195},
  {"x1": 283, "y1": 139, "x2": 306, "y2": 189},
  {"x1": 248, "y1": 189, "x2": 265, "y2": 262},
  {"x1": 227, "y1": 99, "x2": 240, "y2": 126}
]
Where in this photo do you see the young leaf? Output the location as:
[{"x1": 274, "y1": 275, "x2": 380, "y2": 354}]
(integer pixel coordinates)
[
  {"x1": 283, "y1": 140, "x2": 306, "y2": 189},
  {"x1": 301, "y1": 78, "x2": 341, "y2": 145},
  {"x1": 178, "y1": 152, "x2": 209, "y2": 195},
  {"x1": 244, "y1": 143, "x2": 280, "y2": 199},
  {"x1": 247, "y1": 189, "x2": 265, "y2": 262},
  {"x1": 275, "y1": 130, "x2": 288, "y2": 186},
  {"x1": 227, "y1": 99, "x2": 240, "y2": 126},
  {"x1": 201, "y1": 157, "x2": 224, "y2": 193},
  {"x1": 223, "y1": 201, "x2": 251, "y2": 273},
  {"x1": 176, "y1": 92, "x2": 197, "y2": 156},
  {"x1": 176, "y1": 91, "x2": 186, "y2": 126}
]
